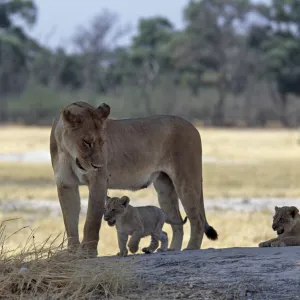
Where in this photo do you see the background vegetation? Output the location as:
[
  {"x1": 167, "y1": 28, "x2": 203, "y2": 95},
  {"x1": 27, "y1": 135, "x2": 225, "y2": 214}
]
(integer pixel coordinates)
[{"x1": 1, "y1": 0, "x2": 300, "y2": 127}]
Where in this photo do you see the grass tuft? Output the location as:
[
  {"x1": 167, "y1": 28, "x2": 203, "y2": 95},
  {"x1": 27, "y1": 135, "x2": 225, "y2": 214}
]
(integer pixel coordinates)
[{"x1": 0, "y1": 219, "x2": 133, "y2": 300}]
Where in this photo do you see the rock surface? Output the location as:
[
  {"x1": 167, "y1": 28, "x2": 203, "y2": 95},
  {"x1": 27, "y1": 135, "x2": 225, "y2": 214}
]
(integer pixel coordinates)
[{"x1": 102, "y1": 246, "x2": 300, "y2": 300}]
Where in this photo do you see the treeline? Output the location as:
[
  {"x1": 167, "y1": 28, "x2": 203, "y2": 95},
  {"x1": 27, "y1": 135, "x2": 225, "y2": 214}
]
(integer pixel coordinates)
[{"x1": 1, "y1": 0, "x2": 300, "y2": 127}]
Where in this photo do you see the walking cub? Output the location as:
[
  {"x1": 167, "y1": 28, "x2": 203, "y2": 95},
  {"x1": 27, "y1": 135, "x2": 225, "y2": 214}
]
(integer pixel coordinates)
[
  {"x1": 104, "y1": 196, "x2": 187, "y2": 257},
  {"x1": 259, "y1": 206, "x2": 300, "y2": 247}
]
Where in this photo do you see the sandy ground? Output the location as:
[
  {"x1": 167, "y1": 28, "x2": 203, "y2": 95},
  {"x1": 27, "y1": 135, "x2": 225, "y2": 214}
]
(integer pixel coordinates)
[
  {"x1": 0, "y1": 150, "x2": 255, "y2": 165},
  {"x1": 2, "y1": 197, "x2": 300, "y2": 216},
  {"x1": 102, "y1": 246, "x2": 300, "y2": 300}
]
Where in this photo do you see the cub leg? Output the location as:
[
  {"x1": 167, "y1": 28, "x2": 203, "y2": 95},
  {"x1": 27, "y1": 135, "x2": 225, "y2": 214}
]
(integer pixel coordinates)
[
  {"x1": 117, "y1": 231, "x2": 129, "y2": 257},
  {"x1": 142, "y1": 234, "x2": 160, "y2": 254},
  {"x1": 157, "y1": 231, "x2": 169, "y2": 252},
  {"x1": 128, "y1": 230, "x2": 143, "y2": 254},
  {"x1": 271, "y1": 237, "x2": 300, "y2": 247},
  {"x1": 259, "y1": 238, "x2": 279, "y2": 247},
  {"x1": 143, "y1": 220, "x2": 166, "y2": 254}
]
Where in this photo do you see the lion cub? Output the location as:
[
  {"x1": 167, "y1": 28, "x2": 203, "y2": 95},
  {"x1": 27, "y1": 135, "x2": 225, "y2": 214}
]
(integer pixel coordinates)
[
  {"x1": 259, "y1": 206, "x2": 300, "y2": 247},
  {"x1": 104, "y1": 195, "x2": 188, "y2": 257}
]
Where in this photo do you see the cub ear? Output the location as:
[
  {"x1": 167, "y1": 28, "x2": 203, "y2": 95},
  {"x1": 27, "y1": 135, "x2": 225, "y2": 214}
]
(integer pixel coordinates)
[
  {"x1": 120, "y1": 196, "x2": 130, "y2": 207},
  {"x1": 106, "y1": 195, "x2": 111, "y2": 202},
  {"x1": 289, "y1": 206, "x2": 299, "y2": 218},
  {"x1": 62, "y1": 108, "x2": 83, "y2": 128},
  {"x1": 97, "y1": 103, "x2": 110, "y2": 121},
  {"x1": 275, "y1": 206, "x2": 279, "y2": 212}
]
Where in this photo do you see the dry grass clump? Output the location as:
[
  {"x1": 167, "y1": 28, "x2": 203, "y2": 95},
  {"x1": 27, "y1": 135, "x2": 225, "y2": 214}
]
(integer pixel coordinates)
[{"x1": 0, "y1": 220, "x2": 132, "y2": 300}]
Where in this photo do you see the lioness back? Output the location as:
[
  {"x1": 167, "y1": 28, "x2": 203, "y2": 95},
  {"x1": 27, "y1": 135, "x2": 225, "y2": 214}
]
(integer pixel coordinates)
[{"x1": 105, "y1": 115, "x2": 202, "y2": 191}]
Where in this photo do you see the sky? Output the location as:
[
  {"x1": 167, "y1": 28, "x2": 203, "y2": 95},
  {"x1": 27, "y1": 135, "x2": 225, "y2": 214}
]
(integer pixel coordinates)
[{"x1": 25, "y1": 0, "x2": 188, "y2": 51}]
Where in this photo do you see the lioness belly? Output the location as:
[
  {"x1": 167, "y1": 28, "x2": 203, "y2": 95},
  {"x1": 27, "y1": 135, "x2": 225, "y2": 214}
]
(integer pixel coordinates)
[{"x1": 107, "y1": 170, "x2": 160, "y2": 191}]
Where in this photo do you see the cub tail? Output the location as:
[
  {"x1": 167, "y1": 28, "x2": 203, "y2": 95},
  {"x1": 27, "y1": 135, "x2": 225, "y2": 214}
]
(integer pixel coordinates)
[{"x1": 165, "y1": 216, "x2": 188, "y2": 226}]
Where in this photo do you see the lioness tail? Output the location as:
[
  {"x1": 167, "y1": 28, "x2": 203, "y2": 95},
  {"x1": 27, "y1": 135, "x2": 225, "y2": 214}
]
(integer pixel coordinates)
[{"x1": 205, "y1": 222, "x2": 218, "y2": 240}]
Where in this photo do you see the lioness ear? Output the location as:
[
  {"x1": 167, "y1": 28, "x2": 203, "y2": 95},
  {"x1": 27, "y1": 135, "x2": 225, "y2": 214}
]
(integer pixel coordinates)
[
  {"x1": 97, "y1": 103, "x2": 110, "y2": 121},
  {"x1": 289, "y1": 206, "x2": 299, "y2": 218},
  {"x1": 275, "y1": 206, "x2": 278, "y2": 212},
  {"x1": 62, "y1": 108, "x2": 83, "y2": 128},
  {"x1": 120, "y1": 196, "x2": 130, "y2": 207}
]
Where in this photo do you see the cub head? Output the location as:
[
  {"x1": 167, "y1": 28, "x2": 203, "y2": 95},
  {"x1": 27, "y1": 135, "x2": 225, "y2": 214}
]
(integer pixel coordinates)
[
  {"x1": 272, "y1": 206, "x2": 299, "y2": 235},
  {"x1": 61, "y1": 102, "x2": 110, "y2": 173},
  {"x1": 104, "y1": 196, "x2": 130, "y2": 227}
]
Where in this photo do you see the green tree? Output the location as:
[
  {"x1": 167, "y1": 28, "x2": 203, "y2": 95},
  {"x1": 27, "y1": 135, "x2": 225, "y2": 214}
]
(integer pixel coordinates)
[
  {"x1": 172, "y1": 0, "x2": 251, "y2": 125},
  {"x1": 250, "y1": 0, "x2": 300, "y2": 126},
  {"x1": 0, "y1": 0, "x2": 38, "y2": 121},
  {"x1": 130, "y1": 17, "x2": 176, "y2": 114}
]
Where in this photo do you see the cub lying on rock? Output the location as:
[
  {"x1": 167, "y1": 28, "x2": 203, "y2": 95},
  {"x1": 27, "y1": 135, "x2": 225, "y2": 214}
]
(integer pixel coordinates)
[
  {"x1": 104, "y1": 195, "x2": 187, "y2": 257},
  {"x1": 259, "y1": 206, "x2": 300, "y2": 247}
]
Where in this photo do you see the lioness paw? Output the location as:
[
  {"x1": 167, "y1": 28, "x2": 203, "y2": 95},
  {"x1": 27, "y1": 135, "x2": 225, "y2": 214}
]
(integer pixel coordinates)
[{"x1": 117, "y1": 250, "x2": 128, "y2": 257}]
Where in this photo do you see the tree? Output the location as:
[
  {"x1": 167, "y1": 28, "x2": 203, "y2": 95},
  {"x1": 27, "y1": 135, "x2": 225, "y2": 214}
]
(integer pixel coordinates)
[
  {"x1": 72, "y1": 9, "x2": 130, "y2": 93},
  {"x1": 172, "y1": 0, "x2": 252, "y2": 125},
  {"x1": 0, "y1": 0, "x2": 38, "y2": 122},
  {"x1": 250, "y1": 0, "x2": 300, "y2": 126},
  {"x1": 130, "y1": 17, "x2": 175, "y2": 114}
]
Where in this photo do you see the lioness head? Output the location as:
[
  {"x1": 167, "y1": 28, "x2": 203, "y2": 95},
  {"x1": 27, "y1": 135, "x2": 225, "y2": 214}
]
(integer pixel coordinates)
[
  {"x1": 272, "y1": 206, "x2": 299, "y2": 235},
  {"x1": 61, "y1": 102, "x2": 110, "y2": 173},
  {"x1": 104, "y1": 196, "x2": 130, "y2": 227}
]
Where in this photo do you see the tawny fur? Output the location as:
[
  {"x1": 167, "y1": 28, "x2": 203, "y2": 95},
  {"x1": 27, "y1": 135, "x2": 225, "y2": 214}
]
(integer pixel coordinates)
[
  {"x1": 50, "y1": 101, "x2": 218, "y2": 257},
  {"x1": 259, "y1": 206, "x2": 300, "y2": 247},
  {"x1": 104, "y1": 196, "x2": 188, "y2": 256}
]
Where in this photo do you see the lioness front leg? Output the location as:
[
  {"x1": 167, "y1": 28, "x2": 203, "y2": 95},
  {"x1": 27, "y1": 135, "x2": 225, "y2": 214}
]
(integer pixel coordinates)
[
  {"x1": 258, "y1": 238, "x2": 278, "y2": 247},
  {"x1": 128, "y1": 231, "x2": 143, "y2": 254},
  {"x1": 81, "y1": 174, "x2": 107, "y2": 257},
  {"x1": 117, "y1": 231, "x2": 129, "y2": 257},
  {"x1": 271, "y1": 237, "x2": 300, "y2": 247},
  {"x1": 57, "y1": 185, "x2": 80, "y2": 251}
]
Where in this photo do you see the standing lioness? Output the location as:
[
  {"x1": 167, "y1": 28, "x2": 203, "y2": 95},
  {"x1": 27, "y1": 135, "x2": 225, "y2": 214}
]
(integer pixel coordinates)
[{"x1": 50, "y1": 101, "x2": 218, "y2": 257}]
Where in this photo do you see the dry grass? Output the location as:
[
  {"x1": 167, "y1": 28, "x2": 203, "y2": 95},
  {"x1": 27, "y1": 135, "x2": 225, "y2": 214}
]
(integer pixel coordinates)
[
  {"x1": 0, "y1": 219, "x2": 134, "y2": 300},
  {"x1": 1, "y1": 158, "x2": 299, "y2": 200},
  {"x1": 0, "y1": 126, "x2": 50, "y2": 154},
  {"x1": 0, "y1": 126, "x2": 299, "y2": 200},
  {"x1": 0, "y1": 209, "x2": 274, "y2": 257}
]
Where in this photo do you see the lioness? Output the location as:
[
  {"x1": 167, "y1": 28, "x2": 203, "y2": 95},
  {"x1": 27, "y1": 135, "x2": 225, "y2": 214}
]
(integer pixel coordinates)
[
  {"x1": 259, "y1": 206, "x2": 300, "y2": 247},
  {"x1": 50, "y1": 101, "x2": 218, "y2": 257},
  {"x1": 104, "y1": 195, "x2": 188, "y2": 256}
]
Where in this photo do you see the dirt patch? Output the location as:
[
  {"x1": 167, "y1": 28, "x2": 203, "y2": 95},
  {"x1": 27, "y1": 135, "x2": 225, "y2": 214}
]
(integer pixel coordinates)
[{"x1": 103, "y1": 246, "x2": 300, "y2": 299}]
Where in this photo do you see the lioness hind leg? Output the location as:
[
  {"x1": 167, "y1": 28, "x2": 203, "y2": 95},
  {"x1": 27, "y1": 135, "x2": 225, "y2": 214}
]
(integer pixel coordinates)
[
  {"x1": 157, "y1": 231, "x2": 168, "y2": 252},
  {"x1": 153, "y1": 173, "x2": 183, "y2": 251},
  {"x1": 173, "y1": 180, "x2": 204, "y2": 250}
]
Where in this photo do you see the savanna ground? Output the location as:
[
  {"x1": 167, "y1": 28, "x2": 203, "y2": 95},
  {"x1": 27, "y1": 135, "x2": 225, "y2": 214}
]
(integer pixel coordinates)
[{"x1": 0, "y1": 125, "x2": 299, "y2": 299}]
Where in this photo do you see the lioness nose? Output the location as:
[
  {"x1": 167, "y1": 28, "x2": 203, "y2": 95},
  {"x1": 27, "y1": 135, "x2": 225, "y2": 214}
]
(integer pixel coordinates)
[
  {"x1": 91, "y1": 162, "x2": 102, "y2": 169},
  {"x1": 272, "y1": 224, "x2": 276, "y2": 230}
]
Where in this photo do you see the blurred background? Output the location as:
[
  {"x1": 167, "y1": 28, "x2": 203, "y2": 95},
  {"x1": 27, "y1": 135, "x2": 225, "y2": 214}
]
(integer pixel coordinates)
[{"x1": 0, "y1": 0, "x2": 299, "y2": 255}]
